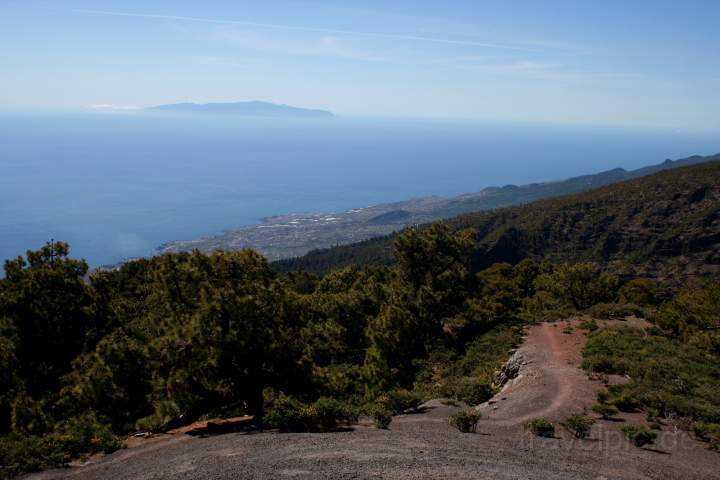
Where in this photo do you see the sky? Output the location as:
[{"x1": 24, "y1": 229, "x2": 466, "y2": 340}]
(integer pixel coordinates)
[{"x1": 1, "y1": 0, "x2": 719, "y2": 131}]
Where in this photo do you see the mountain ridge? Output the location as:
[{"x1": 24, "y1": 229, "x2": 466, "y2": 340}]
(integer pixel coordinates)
[
  {"x1": 273, "y1": 158, "x2": 720, "y2": 286},
  {"x1": 160, "y1": 152, "x2": 720, "y2": 263}
]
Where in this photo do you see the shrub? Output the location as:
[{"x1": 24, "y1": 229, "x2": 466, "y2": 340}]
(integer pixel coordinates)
[
  {"x1": 655, "y1": 281, "x2": 720, "y2": 354},
  {"x1": 612, "y1": 394, "x2": 641, "y2": 413},
  {"x1": 621, "y1": 424, "x2": 657, "y2": 447},
  {"x1": 534, "y1": 263, "x2": 619, "y2": 311},
  {"x1": 592, "y1": 403, "x2": 619, "y2": 419},
  {"x1": 583, "y1": 328, "x2": 720, "y2": 422},
  {"x1": 449, "y1": 410, "x2": 481, "y2": 433},
  {"x1": 374, "y1": 389, "x2": 423, "y2": 415},
  {"x1": 263, "y1": 394, "x2": 315, "y2": 432},
  {"x1": 619, "y1": 279, "x2": 657, "y2": 306},
  {"x1": 372, "y1": 410, "x2": 392, "y2": 429},
  {"x1": 579, "y1": 318, "x2": 599, "y2": 332},
  {"x1": 526, "y1": 418, "x2": 555, "y2": 437},
  {"x1": 693, "y1": 422, "x2": 720, "y2": 450},
  {"x1": 312, "y1": 397, "x2": 358, "y2": 430},
  {"x1": 10, "y1": 393, "x2": 50, "y2": 436},
  {"x1": 263, "y1": 394, "x2": 357, "y2": 432},
  {"x1": 0, "y1": 434, "x2": 61, "y2": 479},
  {"x1": 0, "y1": 413, "x2": 123, "y2": 480},
  {"x1": 451, "y1": 380, "x2": 494, "y2": 406},
  {"x1": 55, "y1": 412, "x2": 123, "y2": 457},
  {"x1": 562, "y1": 413, "x2": 595, "y2": 439}
]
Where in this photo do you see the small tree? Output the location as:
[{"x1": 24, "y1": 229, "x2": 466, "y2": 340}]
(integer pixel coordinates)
[
  {"x1": 621, "y1": 424, "x2": 657, "y2": 447},
  {"x1": 526, "y1": 418, "x2": 555, "y2": 437},
  {"x1": 592, "y1": 403, "x2": 619, "y2": 419},
  {"x1": 562, "y1": 413, "x2": 595, "y2": 439},
  {"x1": 449, "y1": 410, "x2": 482, "y2": 433}
]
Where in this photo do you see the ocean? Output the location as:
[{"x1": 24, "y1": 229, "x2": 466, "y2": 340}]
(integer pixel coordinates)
[{"x1": 0, "y1": 111, "x2": 717, "y2": 268}]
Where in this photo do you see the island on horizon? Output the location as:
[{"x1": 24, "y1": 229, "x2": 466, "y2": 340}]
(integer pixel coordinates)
[{"x1": 146, "y1": 101, "x2": 334, "y2": 118}]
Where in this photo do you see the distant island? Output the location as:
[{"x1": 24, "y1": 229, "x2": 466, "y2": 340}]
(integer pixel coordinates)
[{"x1": 147, "y1": 101, "x2": 334, "y2": 118}]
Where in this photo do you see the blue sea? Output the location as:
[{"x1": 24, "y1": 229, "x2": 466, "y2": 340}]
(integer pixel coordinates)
[{"x1": 0, "y1": 112, "x2": 717, "y2": 268}]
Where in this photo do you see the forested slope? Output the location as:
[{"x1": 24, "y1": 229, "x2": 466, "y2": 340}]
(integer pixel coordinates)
[{"x1": 275, "y1": 161, "x2": 720, "y2": 284}]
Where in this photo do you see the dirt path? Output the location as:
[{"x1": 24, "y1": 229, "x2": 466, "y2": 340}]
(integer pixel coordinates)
[
  {"x1": 478, "y1": 320, "x2": 603, "y2": 427},
  {"x1": 26, "y1": 318, "x2": 720, "y2": 480}
]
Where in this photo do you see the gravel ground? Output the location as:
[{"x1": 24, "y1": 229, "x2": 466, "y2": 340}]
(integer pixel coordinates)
[{"x1": 25, "y1": 320, "x2": 720, "y2": 480}]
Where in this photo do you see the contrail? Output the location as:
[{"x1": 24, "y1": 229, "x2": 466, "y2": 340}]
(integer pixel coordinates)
[{"x1": 71, "y1": 8, "x2": 534, "y2": 51}]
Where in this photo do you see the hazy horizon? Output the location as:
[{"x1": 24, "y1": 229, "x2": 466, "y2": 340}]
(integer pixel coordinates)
[
  {"x1": 2, "y1": 1, "x2": 720, "y2": 132},
  {"x1": 1, "y1": 112, "x2": 718, "y2": 268}
]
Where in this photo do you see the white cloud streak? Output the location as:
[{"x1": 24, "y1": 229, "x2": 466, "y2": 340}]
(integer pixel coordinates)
[{"x1": 70, "y1": 8, "x2": 535, "y2": 51}]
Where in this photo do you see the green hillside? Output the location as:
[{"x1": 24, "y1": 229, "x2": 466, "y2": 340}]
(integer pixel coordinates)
[
  {"x1": 2, "y1": 160, "x2": 720, "y2": 478},
  {"x1": 275, "y1": 161, "x2": 720, "y2": 285}
]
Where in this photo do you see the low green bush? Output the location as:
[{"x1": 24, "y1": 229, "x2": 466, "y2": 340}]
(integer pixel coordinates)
[
  {"x1": 693, "y1": 421, "x2": 720, "y2": 450},
  {"x1": 562, "y1": 413, "x2": 595, "y2": 439},
  {"x1": 55, "y1": 412, "x2": 123, "y2": 457},
  {"x1": 621, "y1": 424, "x2": 657, "y2": 447},
  {"x1": 619, "y1": 279, "x2": 657, "y2": 307},
  {"x1": 263, "y1": 394, "x2": 356, "y2": 432},
  {"x1": 448, "y1": 410, "x2": 481, "y2": 433},
  {"x1": 263, "y1": 394, "x2": 313, "y2": 432},
  {"x1": 374, "y1": 389, "x2": 423, "y2": 415},
  {"x1": 579, "y1": 319, "x2": 599, "y2": 332},
  {"x1": 611, "y1": 393, "x2": 641, "y2": 413},
  {"x1": 526, "y1": 418, "x2": 555, "y2": 437},
  {"x1": 372, "y1": 410, "x2": 392, "y2": 429},
  {"x1": 592, "y1": 403, "x2": 619, "y2": 419},
  {"x1": 449, "y1": 379, "x2": 494, "y2": 406},
  {"x1": 312, "y1": 397, "x2": 358, "y2": 430},
  {"x1": 0, "y1": 412, "x2": 123, "y2": 480}
]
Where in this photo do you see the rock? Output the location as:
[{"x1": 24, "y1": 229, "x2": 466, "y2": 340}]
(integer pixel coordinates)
[{"x1": 496, "y1": 350, "x2": 524, "y2": 386}]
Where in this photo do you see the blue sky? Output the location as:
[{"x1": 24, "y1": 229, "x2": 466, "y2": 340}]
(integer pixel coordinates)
[{"x1": 1, "y1": 0, "x2": 719, "y2": 131}]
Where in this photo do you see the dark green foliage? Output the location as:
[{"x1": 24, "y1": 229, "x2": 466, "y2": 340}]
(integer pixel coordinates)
[
  {"x1": 449, "y1": 410, "x2": 482, "y2": 433},
  {"x1": 579, "y1": 318, "x2": 599, "y2": 332},
  {"x1": 592, "y1": 403, "x2": 619, "y2": 419},
  {"x1": 621, "y1": 424, "x2": 657, "y2": 447},
  {"x1": 655, "y1": 281, "x2": 720, "y2": 354},
  {"x1": 372, "y1": 390, "x2": 423, "y2": 415},
  {"x1": 414, "y1": 324, "x2": 522, "y2": 406},
  {"x1": 562, "y1": 413, "x2": 595, "y2": 439},
  {"x1": 526, "y1": 418, "x2": 555, "y2": 437},
  {"x1": 693, "y1": 422, "x2": 720, "y2": 450},
  {"x1": 534, "y1": 263, "x2": 619, "y2": 311},
  {"x1": 0, "y1": 413, "x2": 123, "y2": 480},
  {"x1": 3, "y1": 163, "x2": 720, "y2": 477},
  {"x1": 619, "y1": 279, "x2": 658, "y2": 306},
  {"x1": 583, "y1": 327, "x2": 720, "y2": 422},
  {"x1": 1, "y1": 241, "x2": 93, "y2": 398},
  {"x1": 274, "y1": 161, "x2": 720, "y2": 285},
  {"x1": 372, "y1": 410, "x2": 392, "y2": 429},
  {"x1": 262, "y1": 394, "x2": 356, "y2": 432}
]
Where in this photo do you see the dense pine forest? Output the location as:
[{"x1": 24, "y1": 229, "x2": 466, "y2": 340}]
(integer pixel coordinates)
[{"x1": 1, "y1": 162, "x2": 720, "y2": 478}]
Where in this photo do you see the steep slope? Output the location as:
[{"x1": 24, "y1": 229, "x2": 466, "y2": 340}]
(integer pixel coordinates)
[{"x1": 274, "y1": 160, "x2": 720, "y2": 285}]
